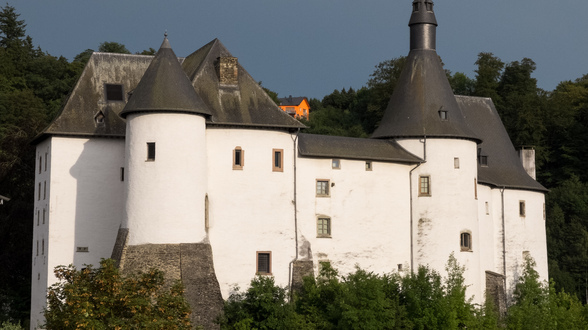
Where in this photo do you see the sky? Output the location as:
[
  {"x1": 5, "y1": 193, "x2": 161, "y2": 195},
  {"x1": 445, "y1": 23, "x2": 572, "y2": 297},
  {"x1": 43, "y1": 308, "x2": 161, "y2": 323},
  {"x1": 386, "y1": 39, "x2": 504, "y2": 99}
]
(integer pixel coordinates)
[{"x1": 8, "y1": 0, "x2": 588, "y2": 99}]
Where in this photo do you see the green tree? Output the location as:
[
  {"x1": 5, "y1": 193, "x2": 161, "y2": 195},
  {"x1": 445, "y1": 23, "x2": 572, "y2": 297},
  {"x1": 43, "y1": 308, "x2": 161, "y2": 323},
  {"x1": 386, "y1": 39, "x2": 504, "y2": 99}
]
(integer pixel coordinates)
[
  {"x1": 98, "y1": 41, "x2": 131, "y2": 54},
  {"x1": 44, "y1": 259, "x2": 192, "y2": 330},
  {"x1": 449, "y1": 72, "x2": 475, "y2": 96},
  {"x1": 473, "y1": 52, "x2": 504, "y2": 102}
]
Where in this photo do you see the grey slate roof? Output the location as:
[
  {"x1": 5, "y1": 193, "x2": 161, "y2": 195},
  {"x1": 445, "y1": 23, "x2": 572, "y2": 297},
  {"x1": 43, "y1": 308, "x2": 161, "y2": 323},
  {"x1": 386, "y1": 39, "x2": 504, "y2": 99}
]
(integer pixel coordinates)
[
  {"x1": 33, "y1": 53, "x2": 153, "y2": 143},
  {"x1": 371, "y1": 49, "x2": 479, "y2": 142},
  {"x1": 120, "y1": 37, "x2": 211, "y2": 118},
  {"x1": 279, "y1": 96, "x2": 307, "y2": 107},
  {"x1": 298, "y1": 133, "x2": 422, "y2": 164},
  {"x1": 182, "y1": 39, "x2": 305, "y2": 130},
  {"x1": 456, "y1": 96, "x2": 547, "y2": 192}
]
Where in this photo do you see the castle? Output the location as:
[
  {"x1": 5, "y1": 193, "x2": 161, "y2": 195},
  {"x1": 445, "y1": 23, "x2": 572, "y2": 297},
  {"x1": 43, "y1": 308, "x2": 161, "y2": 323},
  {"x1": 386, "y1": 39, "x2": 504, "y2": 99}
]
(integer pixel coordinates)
[{"x1": 30, "y1": 0, "x2": 548, "y2": 328}]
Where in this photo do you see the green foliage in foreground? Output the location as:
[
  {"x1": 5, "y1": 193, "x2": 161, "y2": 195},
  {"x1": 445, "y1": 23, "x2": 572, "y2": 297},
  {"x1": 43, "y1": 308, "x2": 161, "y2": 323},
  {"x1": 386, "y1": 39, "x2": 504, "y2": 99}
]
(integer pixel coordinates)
[
  {"x1": 44, "y1": 259, "x2": 192, "y2": 330},
  {"x1": 0, "y1": 321, "x2": 23, "y2": 330},
  {"x1": 219, "y1": 255, "x2": 588, "y2": 329}
]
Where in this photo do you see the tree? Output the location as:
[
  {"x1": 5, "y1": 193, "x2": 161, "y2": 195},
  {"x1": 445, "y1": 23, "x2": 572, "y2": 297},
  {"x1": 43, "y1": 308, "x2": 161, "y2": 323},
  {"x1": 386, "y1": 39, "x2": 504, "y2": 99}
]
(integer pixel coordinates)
[
  {"x1": 473, "y1": 52, "x2": 504, "y2": 102},
  {"x1": 44, "y1": 259, "x2": 192, "y2": 329},
  {"x1": 98, "y1": 41, "x2": 131, "y2": 54}
]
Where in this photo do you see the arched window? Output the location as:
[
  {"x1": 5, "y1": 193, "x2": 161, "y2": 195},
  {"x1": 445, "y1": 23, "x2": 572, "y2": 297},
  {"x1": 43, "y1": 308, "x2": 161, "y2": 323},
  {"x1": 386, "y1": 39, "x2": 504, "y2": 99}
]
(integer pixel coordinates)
[{"x1": 460, "y1": 232, "x2": 472, "y2": 252}]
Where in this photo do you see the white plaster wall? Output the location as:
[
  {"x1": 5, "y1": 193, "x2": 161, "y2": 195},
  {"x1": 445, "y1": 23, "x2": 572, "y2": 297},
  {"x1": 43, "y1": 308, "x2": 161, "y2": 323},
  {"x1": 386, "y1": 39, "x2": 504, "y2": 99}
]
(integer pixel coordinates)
[
  {"x1": 398, "y1": 138, "x2": 483, "y2": 303},
  {"x1": 124, "y1": 113, "x2": 207, "y2": 245},
  {"x1": 502, "y1": 189, "x2": 547, "y2": 298},
  {"x1": 296, "y1": 157, "x2": 413, "y2": 276},
  {"x1": 206, "y1": 128, "x2": 296, "y2": 298},
  {"x1": 476, "y1": 185, "x2": 501, "y2": 292},
  {"x1": 30, "y1": 137, "x2": 125, "y2": 329}
]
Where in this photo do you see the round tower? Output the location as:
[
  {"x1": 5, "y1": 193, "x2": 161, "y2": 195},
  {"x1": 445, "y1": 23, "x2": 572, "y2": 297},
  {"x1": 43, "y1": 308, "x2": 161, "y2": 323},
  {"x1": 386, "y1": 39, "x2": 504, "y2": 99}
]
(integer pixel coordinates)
[
  {"x1": 119, "y1": 36, "x2": 211, "y2": 245},
  {"x1": 373, "y1": 0, "x2": 483, "y2": 300}
]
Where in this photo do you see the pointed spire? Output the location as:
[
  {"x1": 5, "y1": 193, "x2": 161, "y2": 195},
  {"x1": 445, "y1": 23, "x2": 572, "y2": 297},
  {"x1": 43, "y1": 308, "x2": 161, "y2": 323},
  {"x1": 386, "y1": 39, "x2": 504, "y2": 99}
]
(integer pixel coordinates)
[
  {"x1": 409, "y1": 0, "x2": 437, "y2": 50},
  {"x1": 120, "y1": 35, "x2": 211, "y2": 118},
  {"x1": 371, "y1": 1, "x2": 479, "y2": 142}
]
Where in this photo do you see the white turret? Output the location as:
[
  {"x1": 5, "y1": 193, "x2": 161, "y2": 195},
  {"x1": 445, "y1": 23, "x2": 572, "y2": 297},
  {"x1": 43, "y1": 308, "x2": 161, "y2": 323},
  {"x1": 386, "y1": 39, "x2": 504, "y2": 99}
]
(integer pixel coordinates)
[{"x1": 119, "y1": 35, "x2": 211, "y2": 245}]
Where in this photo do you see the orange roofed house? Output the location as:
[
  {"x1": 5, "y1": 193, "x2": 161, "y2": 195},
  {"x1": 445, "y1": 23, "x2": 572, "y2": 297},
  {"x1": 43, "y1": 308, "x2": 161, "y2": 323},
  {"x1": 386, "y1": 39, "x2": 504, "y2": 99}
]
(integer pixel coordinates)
[{"x1": 278, "y1": 95, "x2": 310, "y2": 120}]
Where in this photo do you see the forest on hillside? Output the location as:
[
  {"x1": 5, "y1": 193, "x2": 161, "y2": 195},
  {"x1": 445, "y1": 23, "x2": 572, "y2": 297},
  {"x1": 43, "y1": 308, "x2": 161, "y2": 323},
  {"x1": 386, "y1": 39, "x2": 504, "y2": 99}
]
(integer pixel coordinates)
[{"x1": 0, "y1": 4, "x2": 587, "y2": 326}]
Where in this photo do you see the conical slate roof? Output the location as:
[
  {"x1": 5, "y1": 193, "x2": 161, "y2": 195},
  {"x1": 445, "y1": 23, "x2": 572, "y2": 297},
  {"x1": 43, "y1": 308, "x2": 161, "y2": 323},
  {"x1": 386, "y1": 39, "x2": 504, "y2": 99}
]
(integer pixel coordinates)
[
  {"x1": 120, "y1": 37, "x2": 211, "y2": 118},
  {"x1": 372, "y1": 0, "x2": 479, "y2": 142}
]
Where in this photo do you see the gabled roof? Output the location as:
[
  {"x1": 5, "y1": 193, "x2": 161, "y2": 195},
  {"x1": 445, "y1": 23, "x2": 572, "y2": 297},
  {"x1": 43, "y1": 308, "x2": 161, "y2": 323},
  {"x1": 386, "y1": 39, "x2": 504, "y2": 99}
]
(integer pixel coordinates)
[
  {"x1": 298, "y1": 133, "x2": 422, "y2": 164},
  {"x1": 120, "y1": 37, "x2": 211, "y2": 118},
  {"x1": 33, "y1": 53, "x2": 153, "y2": 143},
  {"x1": 456, "y1": 96, "x2": 547, "y2": 192},
  {"x1": 182, "y1": 39, "x2": 305, "y2": 130},
  {"x1": 279, "y1": 96, "x2": 308, "y2": 107}
]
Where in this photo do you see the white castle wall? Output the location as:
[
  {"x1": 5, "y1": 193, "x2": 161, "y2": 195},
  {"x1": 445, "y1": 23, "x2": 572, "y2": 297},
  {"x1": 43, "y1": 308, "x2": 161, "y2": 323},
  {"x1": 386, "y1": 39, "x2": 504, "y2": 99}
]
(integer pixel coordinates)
[
  {"x1": 205, "y1": 128, "x2": 297, "y2": 297},
  {"x1": 31, "y1": 137, "x2": 125, "y2": 328},
  {"x1": 397, "y1": 138, "x2": 483, "y2": 302},
  {"x1": 123, "y1": 113, "x2": 207, "y2": 245},
  {"x1": 296, "y1": 156, "x2": 413, "y2": 276}
]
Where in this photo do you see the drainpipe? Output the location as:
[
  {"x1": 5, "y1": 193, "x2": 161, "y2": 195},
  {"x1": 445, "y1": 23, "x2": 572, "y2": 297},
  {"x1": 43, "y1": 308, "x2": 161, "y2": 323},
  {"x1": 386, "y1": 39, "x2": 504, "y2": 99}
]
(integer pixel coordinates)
[
  {"x1": 288, "y1": 128, "x2": 301, "y2": 298},
  {"x1": 501, "y1": 187, "x2": 506, "y2": 276},
  {"x1": 409, "y1": 136, "x2": 426, "y2": 272}
]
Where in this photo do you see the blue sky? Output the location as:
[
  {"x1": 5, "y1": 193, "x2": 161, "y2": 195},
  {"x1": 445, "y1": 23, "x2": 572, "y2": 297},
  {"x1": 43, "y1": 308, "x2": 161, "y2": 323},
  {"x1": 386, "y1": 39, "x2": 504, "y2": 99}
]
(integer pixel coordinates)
[{"x1": 8, "y1": 0, "x2": 588, "y2": 99}]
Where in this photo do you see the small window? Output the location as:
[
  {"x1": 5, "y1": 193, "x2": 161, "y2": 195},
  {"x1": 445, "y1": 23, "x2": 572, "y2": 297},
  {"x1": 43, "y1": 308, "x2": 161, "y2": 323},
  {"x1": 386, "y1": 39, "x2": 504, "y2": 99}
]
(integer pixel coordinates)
[
  {"x1": 256, "y1": 251, "x2": 271, "y2": 275},
  {"x1": 365, "y1": 161, "x2": 372, "y2": 171},
  {"x1": 460, "y1": 232, "x2": 472, "y2": 251},
  {"x1": 233, "y1": 147, "x2": 244, "y2": 170},
  {"x1": 272, "y1": 149, "x2": 283, "y2": 172},
  {"x1": 454, "y1": 157, "x2": 460, "y2": 169},
  {"x1": 43, "y1": 181, "x2": 46, "y2": 200},
  {"x1": 105, "y1": 84, "x2": 124, "y2": 101},
  {"x1": 36, "y1": 241, "x2": 39, "y2": 256},
  {"x1": 39, "y1": 156, "x2": 42, "y2": 174},
  {"x1": 397, "y1": 264, "x2": 403, "y2": 271},
  {"x1": 44, "y1": 152, "x2": 48, "y2": 171},
  {"x1": 332, "y1": 159, "x2": 340, "y2": 169},
  {"x1": 474, "y1": 178, "x2": 477, "y2": 200},
  {"x1": 426, "y1": 2, "x2": 433, "y2": 11},
  {"x1": 317, "y1": 217, "x2": 331, "y2": 237},
  {"x1": 38, "y1": 182, "x2": 41, "y2": 201},
  {"x1": 419, "y1": 176, "x2": 431, "y2": 196},
  {"x1": 94, "y1": 111, "x2": 105, "y2": 125},
  {"x1": 316, "y1": 180, "x2": 330, "y2": 197},
  {"x1": 485, "y1": 202, "x2": 489, "y2": 215},
  {"x1": 413, "y1": 3, "x2": 419, "y2": 11},
  {"x1": 543, "y1": 203, "x2": 546, "y2": 220},
  {"x1": 120, "y1": 167, "x2": 125, "y2": 181},
  {"x1": 147, "y1": 142, "x2": 156, "y2": 161},
  {"x1": 439, "y1": 110, "x2": 448, "y2": 121},
  {"x1": 37, "y1": 210, "x2": 39, "y2": 226},
  {"x1": 76, "y1": 247, "x2": 89, "y2": 253},
  {"x1": 42, "y1": 239, "x2": 44, "y2": 255},
  {"x1": 519, "y1": 201, "x2": 526, "y2": 217},
  {"x1": 42, "y1": 208, "x2": 46, "y2": 224},
  {"x1": 479, "y1": 156, "x2": 488, "y2": 167}
]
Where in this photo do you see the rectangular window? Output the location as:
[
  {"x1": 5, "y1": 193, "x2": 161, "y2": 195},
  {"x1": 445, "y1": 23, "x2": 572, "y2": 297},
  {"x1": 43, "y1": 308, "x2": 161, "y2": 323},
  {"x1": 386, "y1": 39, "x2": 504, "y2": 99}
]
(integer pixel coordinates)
[
  {"x1": 36, "y1": 241, "x2": 39, "y2": 256},
  {"x1": 147, "y1": 142, "x2": 156, "y2": 161},
  {"x1": 272, "y1": 149, "x2": 283, "y2": 172},
  {"x1": 42, "y1": 208, "x2": 45, "y2": 224},
  {"x1": 332, "y1": 159, "x2": 340, "y2": 169},
  {"x1": 460, "y1": 232, "x2": 472, "y2": 251},
  {"x1": 120, "y1": 167, "x2": 125, "y2": 181},
  {"x1": 256, "y1": 251, "x2": 271, "y2": 275},
  {"x1": 454, "y1": 157, "x2": 460, "y2": 169},
  {"x1": 485, "y1": 202, "x2": 489, "y2": 215},
  {"x1": 479, "y1": 156, "x2": 488, "y2": 167},
  {"x1": 439, "y1": 110, "x2": 448, "y2": 120},
  {"x1": 38, "y1": 182, "x2": 41, "y2": 201},
  {"x1": 37, "y1": 210, "x2": 39, "y2": 226},
  {"x1": 419, "y1": 176, "x2": 431, "y2": 196},
  {"x1": 44, "y1": 152, "x2": 48, "y2": 171},
  {"x1": 39, "y1": 156, "x2": 42, "y2": 174},
  {"x1": 474, "y1": 178, "x2": 477, "y2": 200},
  {"x1": 519, "y1": 201, "x2": 526, "y2": 217},
  {"x1": 76, "y1": 247, "x2": 89, "y2": 252},
  {"x1": 233, "y1": 147, "x2": 244, "y2": 170},
  {"x1": 43, "y1": 181, "x2": 46, "y2": 200},
  {"x1": 316, "y1": 179, "x2": 330, "y2": 197},
  {"x1": 365, "y1": 161, "x2": 372, "y2": 171},
  {"x1": 42, "y1": 239, "x2": 44, "y2": 255},
  {"x1": 105, "y1": 84, "x2": 124, "y2": 101},
  {"x1": 317, "y1": 217, "x2": 331, "y2": 237}
]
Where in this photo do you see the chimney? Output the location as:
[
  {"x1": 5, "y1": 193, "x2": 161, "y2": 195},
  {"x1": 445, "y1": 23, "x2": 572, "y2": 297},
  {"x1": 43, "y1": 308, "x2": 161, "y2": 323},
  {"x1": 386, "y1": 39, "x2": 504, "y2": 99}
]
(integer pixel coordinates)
[
  {"x1": 518, "y1": 146, "x2": 536, "y2": 179},
  {"x1": 216, "y1": 56, "x2": 238, "y2": 85}
]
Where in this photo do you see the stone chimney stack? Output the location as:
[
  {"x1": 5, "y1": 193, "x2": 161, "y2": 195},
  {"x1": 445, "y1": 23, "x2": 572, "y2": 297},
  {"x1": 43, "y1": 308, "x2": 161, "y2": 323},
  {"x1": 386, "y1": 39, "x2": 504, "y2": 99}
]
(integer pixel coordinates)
[
  {"x1": 518, "y1": 146, "x2": 536, "y2": 179},
  {"x1": 217, "y1": 56, "x2": 238, "y2": 85}
]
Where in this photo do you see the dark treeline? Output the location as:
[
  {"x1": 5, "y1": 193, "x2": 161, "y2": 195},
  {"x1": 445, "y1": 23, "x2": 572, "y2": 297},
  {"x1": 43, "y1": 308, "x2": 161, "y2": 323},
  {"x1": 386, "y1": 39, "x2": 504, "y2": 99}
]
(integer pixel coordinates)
[{"x1": 0, "y1": 3, "x2": 587, "y2": 326}]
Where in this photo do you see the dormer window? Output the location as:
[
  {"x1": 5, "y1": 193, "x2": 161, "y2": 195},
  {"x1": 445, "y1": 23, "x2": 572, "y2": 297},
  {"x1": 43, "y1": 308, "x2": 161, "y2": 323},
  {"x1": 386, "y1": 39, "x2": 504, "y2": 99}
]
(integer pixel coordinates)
[
  {"x1": 439, "y1": 110, "x2": 448, "y2": 121},
  {"x1": 479, "y1": 156, "x2": 488, "y2": 167},
  {"x1": 105, "y1": 84, "x2": 124, "y2": 101},
  {"x1": 94, "y1": 111, "x2": 105, "y2": 125}
]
